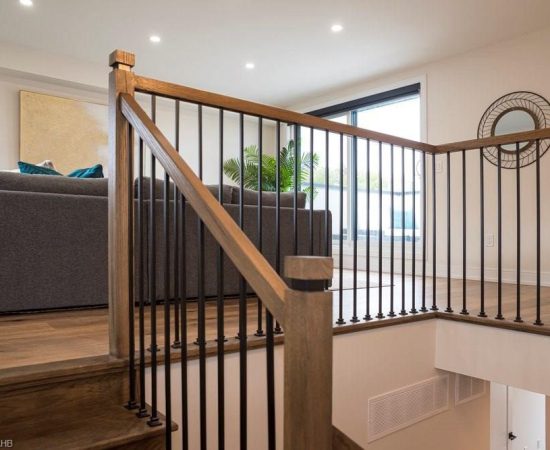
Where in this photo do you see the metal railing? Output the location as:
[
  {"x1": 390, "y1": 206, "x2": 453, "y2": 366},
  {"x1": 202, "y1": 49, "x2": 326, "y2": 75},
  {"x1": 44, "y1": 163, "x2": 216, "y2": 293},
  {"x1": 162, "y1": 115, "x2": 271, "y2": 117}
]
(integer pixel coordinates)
[{"x1": 108, "y1": 49, "x2": 550, "y2": 449}]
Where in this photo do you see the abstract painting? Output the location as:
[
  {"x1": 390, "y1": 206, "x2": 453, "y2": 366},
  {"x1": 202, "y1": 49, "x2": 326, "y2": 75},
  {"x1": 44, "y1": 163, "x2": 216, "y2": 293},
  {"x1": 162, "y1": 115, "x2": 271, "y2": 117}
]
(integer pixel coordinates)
[{"x1": 20, "y1": 91, "x2": 108, "y2": 175}]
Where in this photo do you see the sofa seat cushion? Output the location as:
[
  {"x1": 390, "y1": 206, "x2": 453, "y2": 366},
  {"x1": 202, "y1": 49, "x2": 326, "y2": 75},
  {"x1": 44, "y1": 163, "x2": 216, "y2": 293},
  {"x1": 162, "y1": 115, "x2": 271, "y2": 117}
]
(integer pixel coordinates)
[
  {"x1": 231, "y1": 187, "x2": 306, "y2": 208},
  {"x1": 0, "y1": 171, "x2": 108, "y2": 197},
  {"x1": 136, "y1": 177, "x2": 234, "y2": 203}
]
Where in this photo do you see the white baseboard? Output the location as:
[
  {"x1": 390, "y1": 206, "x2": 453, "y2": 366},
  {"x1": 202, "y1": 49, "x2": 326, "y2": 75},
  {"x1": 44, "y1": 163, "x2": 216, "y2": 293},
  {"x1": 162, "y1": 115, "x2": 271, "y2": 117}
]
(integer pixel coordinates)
[{"x1": 334, "y1": 254, "x2": 550, "y2": 287}]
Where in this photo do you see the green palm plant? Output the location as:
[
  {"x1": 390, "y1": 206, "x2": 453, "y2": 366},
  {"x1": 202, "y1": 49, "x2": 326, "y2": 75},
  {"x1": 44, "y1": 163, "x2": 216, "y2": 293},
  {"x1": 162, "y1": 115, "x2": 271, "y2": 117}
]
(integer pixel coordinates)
[{"x1": 223, "y1": 140, "x2": 319, "y2": 200}]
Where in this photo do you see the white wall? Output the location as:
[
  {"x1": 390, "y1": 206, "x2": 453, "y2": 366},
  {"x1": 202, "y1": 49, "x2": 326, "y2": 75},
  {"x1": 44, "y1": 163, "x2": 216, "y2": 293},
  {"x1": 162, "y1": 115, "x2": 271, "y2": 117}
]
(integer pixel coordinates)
[
  {"x1": 436, "y1": 320, "x2": 550, "y2": 397},
  {"x1": 0, "y1": 68, "x2": 107, "y2": 171},
  {"x1": 291, "y1": 26, "x2": 550, "y2": 285},
  {"x1": 0, "y1": 41, "x2": 279, "y2": 185},
  {"x1": 148, "y1": 321, "x2": 490, "y2": 450}
]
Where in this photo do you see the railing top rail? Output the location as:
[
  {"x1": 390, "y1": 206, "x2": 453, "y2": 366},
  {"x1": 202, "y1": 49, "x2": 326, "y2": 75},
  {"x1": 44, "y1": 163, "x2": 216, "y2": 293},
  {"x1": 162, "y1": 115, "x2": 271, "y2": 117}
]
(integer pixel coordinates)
[
  {"x1": 434, "y1": 127, "x2": 550, "y2": 153},
  {"x1": 133, "y1": 74, "x2": 436, "y2": 154},
  {"x1": 132, "y1": 68, "x2": 550, "y2": 157},
  {"x1": 120, "y1": 92, "x2": 288, "y2": 324}
]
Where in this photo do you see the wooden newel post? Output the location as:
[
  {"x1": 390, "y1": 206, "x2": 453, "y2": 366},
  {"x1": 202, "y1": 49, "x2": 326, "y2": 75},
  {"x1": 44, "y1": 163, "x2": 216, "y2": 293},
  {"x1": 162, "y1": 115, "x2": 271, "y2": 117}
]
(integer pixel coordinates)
[
  {"x1": 283, "y1": 256, "x2": 334, "y2": 450},
  {"x1": 108, "y1": 50, "x2": 135, "y2": 358}
]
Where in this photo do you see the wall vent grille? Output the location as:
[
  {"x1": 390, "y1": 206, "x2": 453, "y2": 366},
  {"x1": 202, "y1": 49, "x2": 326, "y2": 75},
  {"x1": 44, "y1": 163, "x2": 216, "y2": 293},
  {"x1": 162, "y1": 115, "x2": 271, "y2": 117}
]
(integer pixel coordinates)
[
  {"x1": 455, "y1": 374, "x2": 486, "y2": 405},
  {"x1": 367, "y1": 375, "x2": 449, "y2": 442}
]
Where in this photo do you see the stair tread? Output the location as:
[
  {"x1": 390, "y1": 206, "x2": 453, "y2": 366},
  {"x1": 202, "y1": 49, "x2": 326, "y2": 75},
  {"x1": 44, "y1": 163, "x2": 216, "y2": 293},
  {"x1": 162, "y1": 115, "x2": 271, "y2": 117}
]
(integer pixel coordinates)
[
  {"x1": 1, "y1": 402, "x2": 175, "y2": 450},
  {"x1": 0, "y1": 355, "x2": 124, "y2": 391}
]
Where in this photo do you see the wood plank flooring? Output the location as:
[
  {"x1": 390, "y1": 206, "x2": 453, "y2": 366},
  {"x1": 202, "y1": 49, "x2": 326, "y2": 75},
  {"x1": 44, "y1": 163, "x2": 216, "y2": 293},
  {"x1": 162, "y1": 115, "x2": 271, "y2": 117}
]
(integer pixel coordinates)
[{"x1": 1, "y1": 271, "x2": 549, "y2": 370}]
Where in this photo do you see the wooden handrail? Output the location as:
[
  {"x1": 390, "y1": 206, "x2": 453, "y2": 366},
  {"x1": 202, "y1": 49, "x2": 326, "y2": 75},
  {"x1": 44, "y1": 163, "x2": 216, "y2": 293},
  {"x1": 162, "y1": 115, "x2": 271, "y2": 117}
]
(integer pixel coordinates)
[
  {"x1": 434, "y1": 127, "x2": 550, "y2": 153},
  {"x1": 135, "y1": 74, "x2": 550, "y2": 157},
  {"x1": 119, "y1": 93, "x2": 288, "y2": 324},
  {"x1": 133, "y1": 75, "x2": 436, "y2": 154}
]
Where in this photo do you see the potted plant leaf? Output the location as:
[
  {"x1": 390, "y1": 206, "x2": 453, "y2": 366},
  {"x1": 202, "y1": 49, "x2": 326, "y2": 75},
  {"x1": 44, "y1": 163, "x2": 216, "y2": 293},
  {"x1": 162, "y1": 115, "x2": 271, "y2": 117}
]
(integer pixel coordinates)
[{"x1": 223, "y1": 140, "x2": 319, "y2": 201}]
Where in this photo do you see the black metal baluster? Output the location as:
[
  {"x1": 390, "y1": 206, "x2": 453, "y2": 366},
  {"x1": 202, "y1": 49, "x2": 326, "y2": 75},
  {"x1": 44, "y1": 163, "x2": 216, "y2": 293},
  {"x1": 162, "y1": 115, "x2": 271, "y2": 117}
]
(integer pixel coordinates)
[
  {"x1": 478, "y1": 148, "x2": 487, "y2": 318},
  {"x1": 411, "y1": 149, "x2": 418, "y2": 314},
  {"x1": 514, "y1": 141, "x2": 522, "y2": 323},
  {"x1": 365, "y1": 139, "x2": 372, "y2": 321},
  {"x1": 400, "y1": 147, "x2": 407, "y2": 316},
  {"x1": 255, "y1": 118, "x2": 264, "y2": 337},
  {"x1": 126, "y1": 123, "x2": 137, "y2": 411},
  {"x1": 337, "y1": 133, "x2": 345, "y2": 325},
  {"x1": 265, "y1": 126, "x2": 277, "y2": 447},
  {"x1": 136, "y1": 137, "x2": 149, "y2": 418},
  {"x1": 377, "y1": 141, "x2": 385, "y2": 319},
  {"x1": 274, "y1": 122, "x2": 282, "y2": 335},
  {"x1": 196, "y1": 105, "x2": 207, "y2": 449},
  {"x1": 163, "y1": 168, "x2": 172, "y2": 449},
  {"x1": 351, "y1": 135, "x2": 359, "y2": 323},
  {"x1": 461, "y1": 150, "x2": 468, "y2": 315},
  {"x1": 325, "y1": 130, "x2": 330, "y2": 285},
  {"x1": 148, "y1": 95, "x2": 161, "y2": 428},
  {"x1": 495, "y1": 147, "x2": 504, "y2": 320},
  {"x1": 445, "y1": 152, "x2": 453, "y2": 313},
  {"x1": 535, "y1": 139, "x2": 543, "y2": 326},
  {"x1": 309, "y1": 127, "x2": 315, "y2": 256},
  {"x1": 421, "y1": 152, "x2": 428, "y2": 313},
  {"x1": 172, "y1": 101, "x2": 181, "y2": 349},
  {"x1": 238, "y1": 113, "x2": 248, "y2": 448},
  {"x1": 265, "y1": 308, "x2": 275, "y2": 450},
  {"x1": 293, "y1": 125, "x2": 299, "y2": 255},
  {"x1": 217, "y1": 109, "x2": 226, "y2": 448},
  {"x1": 431, "y1": 153, "x2": 438, "y2": 311},
  {"x1": 147, "y1": 95, "x2": 161, "y2": 426},
  {"x1": 180, "y1": 193, "x2": 189, "y2": 450},
  {"x1": 389, "y1": 144, "x2": 395, "y2": 318}
]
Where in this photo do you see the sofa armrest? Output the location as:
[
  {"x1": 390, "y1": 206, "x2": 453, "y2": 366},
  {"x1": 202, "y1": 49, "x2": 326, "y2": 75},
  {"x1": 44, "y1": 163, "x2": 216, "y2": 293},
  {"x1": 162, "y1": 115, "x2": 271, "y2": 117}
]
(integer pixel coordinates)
[{"x1": 0, "y1": 190, "x2": 108, "y2": 312}]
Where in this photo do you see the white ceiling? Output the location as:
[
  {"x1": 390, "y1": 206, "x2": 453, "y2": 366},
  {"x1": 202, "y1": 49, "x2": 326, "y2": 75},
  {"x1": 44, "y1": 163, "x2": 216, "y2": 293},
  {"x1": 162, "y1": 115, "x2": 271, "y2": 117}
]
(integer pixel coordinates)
[{"x1": 0, "y1": 0, "x2": 549, "y2": 106}]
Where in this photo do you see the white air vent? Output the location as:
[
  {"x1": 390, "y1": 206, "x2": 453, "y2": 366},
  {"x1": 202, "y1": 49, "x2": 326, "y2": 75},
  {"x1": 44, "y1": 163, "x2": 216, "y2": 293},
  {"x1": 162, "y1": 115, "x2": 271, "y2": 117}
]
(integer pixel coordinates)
[
  {"x1": 368, "y1": 375, "x2": 449, "y2": 442},
  {"x1": 455, "y1": 374, "x2": 486, "y2": 405}
]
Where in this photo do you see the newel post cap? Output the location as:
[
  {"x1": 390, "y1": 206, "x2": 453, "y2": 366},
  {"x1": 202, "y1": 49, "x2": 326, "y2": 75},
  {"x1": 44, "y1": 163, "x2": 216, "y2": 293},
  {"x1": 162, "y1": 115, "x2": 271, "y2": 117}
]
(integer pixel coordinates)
[
  {"x1": 284, "y1": 256, "x2": 333, "y2": 281},
  {"x1": 109, "y1": 49, "x2": 135, "y2": 70}
]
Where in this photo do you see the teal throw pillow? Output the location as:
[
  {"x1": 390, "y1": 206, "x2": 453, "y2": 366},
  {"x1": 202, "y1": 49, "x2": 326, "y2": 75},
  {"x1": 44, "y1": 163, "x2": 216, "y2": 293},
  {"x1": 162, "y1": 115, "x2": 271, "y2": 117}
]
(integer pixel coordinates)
[
  {"x1": 67, "y1": 164, "x2": 104, "y2": 179},
  {"x1": 18, "y1": 161, "x2": 62, "y2": 176}
]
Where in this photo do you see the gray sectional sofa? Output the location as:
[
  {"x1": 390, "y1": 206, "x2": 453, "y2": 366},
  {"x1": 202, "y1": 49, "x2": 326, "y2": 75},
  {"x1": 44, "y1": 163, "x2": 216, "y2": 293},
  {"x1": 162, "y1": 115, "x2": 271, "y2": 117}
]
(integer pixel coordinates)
[{"x1": 0, "y1": 171, "x2": 330, "y2": 313}]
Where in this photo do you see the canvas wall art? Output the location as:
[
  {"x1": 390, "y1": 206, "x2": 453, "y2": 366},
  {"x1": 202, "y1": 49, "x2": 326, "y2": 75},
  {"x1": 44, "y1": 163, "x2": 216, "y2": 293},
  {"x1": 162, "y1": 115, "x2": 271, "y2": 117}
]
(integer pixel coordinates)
[{"x1": 19, "y1": 91, "x2": 108, "y2": 175}]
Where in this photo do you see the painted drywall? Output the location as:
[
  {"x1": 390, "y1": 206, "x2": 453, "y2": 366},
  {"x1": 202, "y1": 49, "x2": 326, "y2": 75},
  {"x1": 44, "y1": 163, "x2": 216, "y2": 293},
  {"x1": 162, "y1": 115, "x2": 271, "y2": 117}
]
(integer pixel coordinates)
[
  {"x1": 292, "y1": 26, "x2": 550, "y2": 286},
  {"x1": 436, "y1": 320, "x2": 550, "y2": 397},
  {"x1": 333, "y1": 321, "x2": 489, "y2": 450},
  {"x1": 0, "y1": 64, "x2": 279, "y2": 185},
  {"x1": 147, "y1": 320, "x2": 490, "y2": 450}
]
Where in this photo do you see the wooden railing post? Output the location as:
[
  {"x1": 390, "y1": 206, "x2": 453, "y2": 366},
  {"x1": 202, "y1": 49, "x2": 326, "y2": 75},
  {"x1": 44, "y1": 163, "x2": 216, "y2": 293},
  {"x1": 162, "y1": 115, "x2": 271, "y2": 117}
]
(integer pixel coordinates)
[
  {"x1": 108, "y1": 49, "x2": 135, "y2": 358},
  {"x1": 283, "y1": 256, "x2": 334, "y2": 450}
]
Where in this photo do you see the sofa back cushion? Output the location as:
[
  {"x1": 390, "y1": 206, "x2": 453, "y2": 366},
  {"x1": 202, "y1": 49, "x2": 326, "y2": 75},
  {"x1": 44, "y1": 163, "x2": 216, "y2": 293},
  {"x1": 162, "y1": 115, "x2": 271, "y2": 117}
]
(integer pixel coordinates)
[
  {"x1": 0, "y1": 171, "x2": 108, "y2": 197},
  {"x1": 231, "y1": 187, "x2": 306, "y2": 208}
]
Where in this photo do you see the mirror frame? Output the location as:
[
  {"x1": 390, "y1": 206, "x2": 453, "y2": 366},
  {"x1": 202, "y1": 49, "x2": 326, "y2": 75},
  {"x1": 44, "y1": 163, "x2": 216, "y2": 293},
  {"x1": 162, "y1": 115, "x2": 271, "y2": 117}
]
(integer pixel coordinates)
[{"x1": 478, "y1": 91, "x2": 550, "y2": 169}]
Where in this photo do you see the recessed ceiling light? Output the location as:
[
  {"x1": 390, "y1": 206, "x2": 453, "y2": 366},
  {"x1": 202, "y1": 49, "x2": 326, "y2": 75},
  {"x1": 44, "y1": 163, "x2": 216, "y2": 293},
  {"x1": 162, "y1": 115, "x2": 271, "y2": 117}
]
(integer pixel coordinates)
[
  {"x1": 245, "y1": 62, "x2": 255, "y2": 70},
  {"x1": 331, "y1": 24, "x2": 343, "y2": 33},
  {"x1": 149, "y1": 35, "x2": 161, "y2": 43},
  {"x1": 20, "y1": 0, "x2": 33, "y2": 6}
]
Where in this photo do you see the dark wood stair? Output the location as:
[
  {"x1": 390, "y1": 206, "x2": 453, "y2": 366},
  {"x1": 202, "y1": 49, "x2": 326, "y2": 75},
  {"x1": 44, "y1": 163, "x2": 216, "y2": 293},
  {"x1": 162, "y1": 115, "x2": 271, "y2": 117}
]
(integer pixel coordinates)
[{"x1": 0, "y1": 356, "x2": 176, "y2": 449}]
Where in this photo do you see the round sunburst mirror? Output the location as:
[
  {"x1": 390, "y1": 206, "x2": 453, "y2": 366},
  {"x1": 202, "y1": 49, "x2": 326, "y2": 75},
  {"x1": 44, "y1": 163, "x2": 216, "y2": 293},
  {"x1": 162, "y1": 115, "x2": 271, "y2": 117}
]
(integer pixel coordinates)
[{"x1": 478, "y1": 91, "x2": 550, "y2": 168}]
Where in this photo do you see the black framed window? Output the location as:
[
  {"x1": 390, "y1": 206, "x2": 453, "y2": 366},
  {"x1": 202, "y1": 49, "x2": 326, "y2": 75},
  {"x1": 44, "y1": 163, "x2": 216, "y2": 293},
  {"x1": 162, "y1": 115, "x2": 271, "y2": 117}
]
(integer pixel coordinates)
[{"x1": 301, "y1": 83, "x2": 422, "y2": 250}]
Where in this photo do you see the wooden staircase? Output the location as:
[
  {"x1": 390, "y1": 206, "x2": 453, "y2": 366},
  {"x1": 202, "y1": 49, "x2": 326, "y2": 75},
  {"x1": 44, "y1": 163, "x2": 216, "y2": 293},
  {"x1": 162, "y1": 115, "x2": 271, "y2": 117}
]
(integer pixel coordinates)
[{"x1": 0, "y1": 356, "x2": 176, "y2": 450}]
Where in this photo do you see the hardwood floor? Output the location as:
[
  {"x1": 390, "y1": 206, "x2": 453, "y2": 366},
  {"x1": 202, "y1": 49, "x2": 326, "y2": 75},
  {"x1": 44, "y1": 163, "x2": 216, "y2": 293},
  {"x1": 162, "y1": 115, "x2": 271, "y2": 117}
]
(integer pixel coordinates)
[{"x1": 1, "y1": 271, "x2": 549, "y2": 370}]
